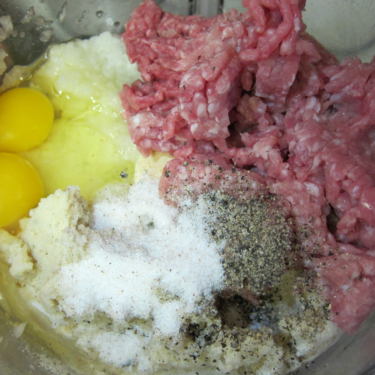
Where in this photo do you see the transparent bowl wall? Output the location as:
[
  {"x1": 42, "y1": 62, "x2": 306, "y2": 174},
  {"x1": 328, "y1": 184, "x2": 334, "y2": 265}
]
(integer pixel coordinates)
[{"x1": 0, "y1": 1, "x2": 375, "y2": 374}]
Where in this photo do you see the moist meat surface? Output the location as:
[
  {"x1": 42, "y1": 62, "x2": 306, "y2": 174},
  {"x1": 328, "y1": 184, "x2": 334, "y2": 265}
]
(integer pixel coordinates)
[{"x1": 122, "y1": 0, "x2": 375, "y2": 332}]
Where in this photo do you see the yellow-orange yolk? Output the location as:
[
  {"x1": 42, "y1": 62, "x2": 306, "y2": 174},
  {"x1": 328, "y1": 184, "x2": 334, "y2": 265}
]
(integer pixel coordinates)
[
  {"x1": 0, "y1": 87, "x2": 54, "y2": 152},
  {"x1": 0, "y1": 153, "x2": 44, "y2": 228}
]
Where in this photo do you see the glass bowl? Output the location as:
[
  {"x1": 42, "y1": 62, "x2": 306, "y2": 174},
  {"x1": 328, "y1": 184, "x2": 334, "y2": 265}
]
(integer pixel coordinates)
[{"x1": 0, "y1": 1, "x2": 374, "y2": 374}]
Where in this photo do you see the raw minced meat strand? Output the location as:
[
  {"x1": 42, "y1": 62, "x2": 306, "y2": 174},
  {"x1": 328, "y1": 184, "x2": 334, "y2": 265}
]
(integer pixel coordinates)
[
  {"x1": 122, "y1": 0, "x2": 305, "y2": 157},
  {"x1": 122, "y1": 0, "x2": 375, "y2": 332},
  {"x1": 314, "y1": 248, "x2": 375, "y2": 331}
]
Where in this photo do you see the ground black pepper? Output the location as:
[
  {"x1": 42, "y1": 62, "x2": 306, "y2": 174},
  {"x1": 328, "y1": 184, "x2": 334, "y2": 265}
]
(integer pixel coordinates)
[{"x1": 203, "y1": 191, "x2": 297, "y2": 297}]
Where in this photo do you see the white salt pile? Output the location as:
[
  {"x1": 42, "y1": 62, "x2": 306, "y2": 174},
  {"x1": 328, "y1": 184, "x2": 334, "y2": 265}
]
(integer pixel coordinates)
[{"x1": 56, "y1": 178, "x2": 224, "y2": 339}]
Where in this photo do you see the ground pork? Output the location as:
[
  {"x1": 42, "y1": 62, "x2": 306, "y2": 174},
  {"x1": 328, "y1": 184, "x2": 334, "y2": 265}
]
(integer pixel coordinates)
[{"x1": 121, "y1": 0, "x2": 375, "y2": 333}]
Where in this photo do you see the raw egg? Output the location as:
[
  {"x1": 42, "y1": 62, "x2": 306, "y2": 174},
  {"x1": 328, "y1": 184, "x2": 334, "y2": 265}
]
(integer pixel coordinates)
[
  {"x1": 0, "y1": 152, "x2": 44, "y2": 228},
  {"x1": 0, "y1": 87, "x2": 54, "y2": 152}
]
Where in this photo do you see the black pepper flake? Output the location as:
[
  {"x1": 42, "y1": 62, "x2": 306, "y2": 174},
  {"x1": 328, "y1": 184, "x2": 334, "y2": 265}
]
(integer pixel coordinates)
[
  {"x1": 120, "y1": 170, "x2": 128, "y2": 178},
  {"x1": 165, "y1": 169, "x2": 171, "y2": 178}
]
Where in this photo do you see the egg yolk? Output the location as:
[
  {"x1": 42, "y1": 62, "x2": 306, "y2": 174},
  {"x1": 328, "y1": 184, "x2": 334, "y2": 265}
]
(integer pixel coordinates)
[
  {"x1": 0, "y1": 87, "x2": 54, "y2": 152},
  {"x1": 0, "y1": 153, "x2": 44, "y2": 228}
]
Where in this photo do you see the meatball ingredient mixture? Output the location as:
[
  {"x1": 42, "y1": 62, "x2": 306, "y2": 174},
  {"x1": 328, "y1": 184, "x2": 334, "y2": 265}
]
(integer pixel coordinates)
[
  {"x1": 122, "y1": 0, "x2": 375, "y2": 332},
  {"x1": 0, "y1": 8, "x2": 345, "y2": 375}
]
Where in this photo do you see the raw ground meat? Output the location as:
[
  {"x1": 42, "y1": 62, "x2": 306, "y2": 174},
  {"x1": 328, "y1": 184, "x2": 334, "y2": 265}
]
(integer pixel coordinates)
[{"x1": 121, "y1": 0, "x2": 375, "y2": 332}]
